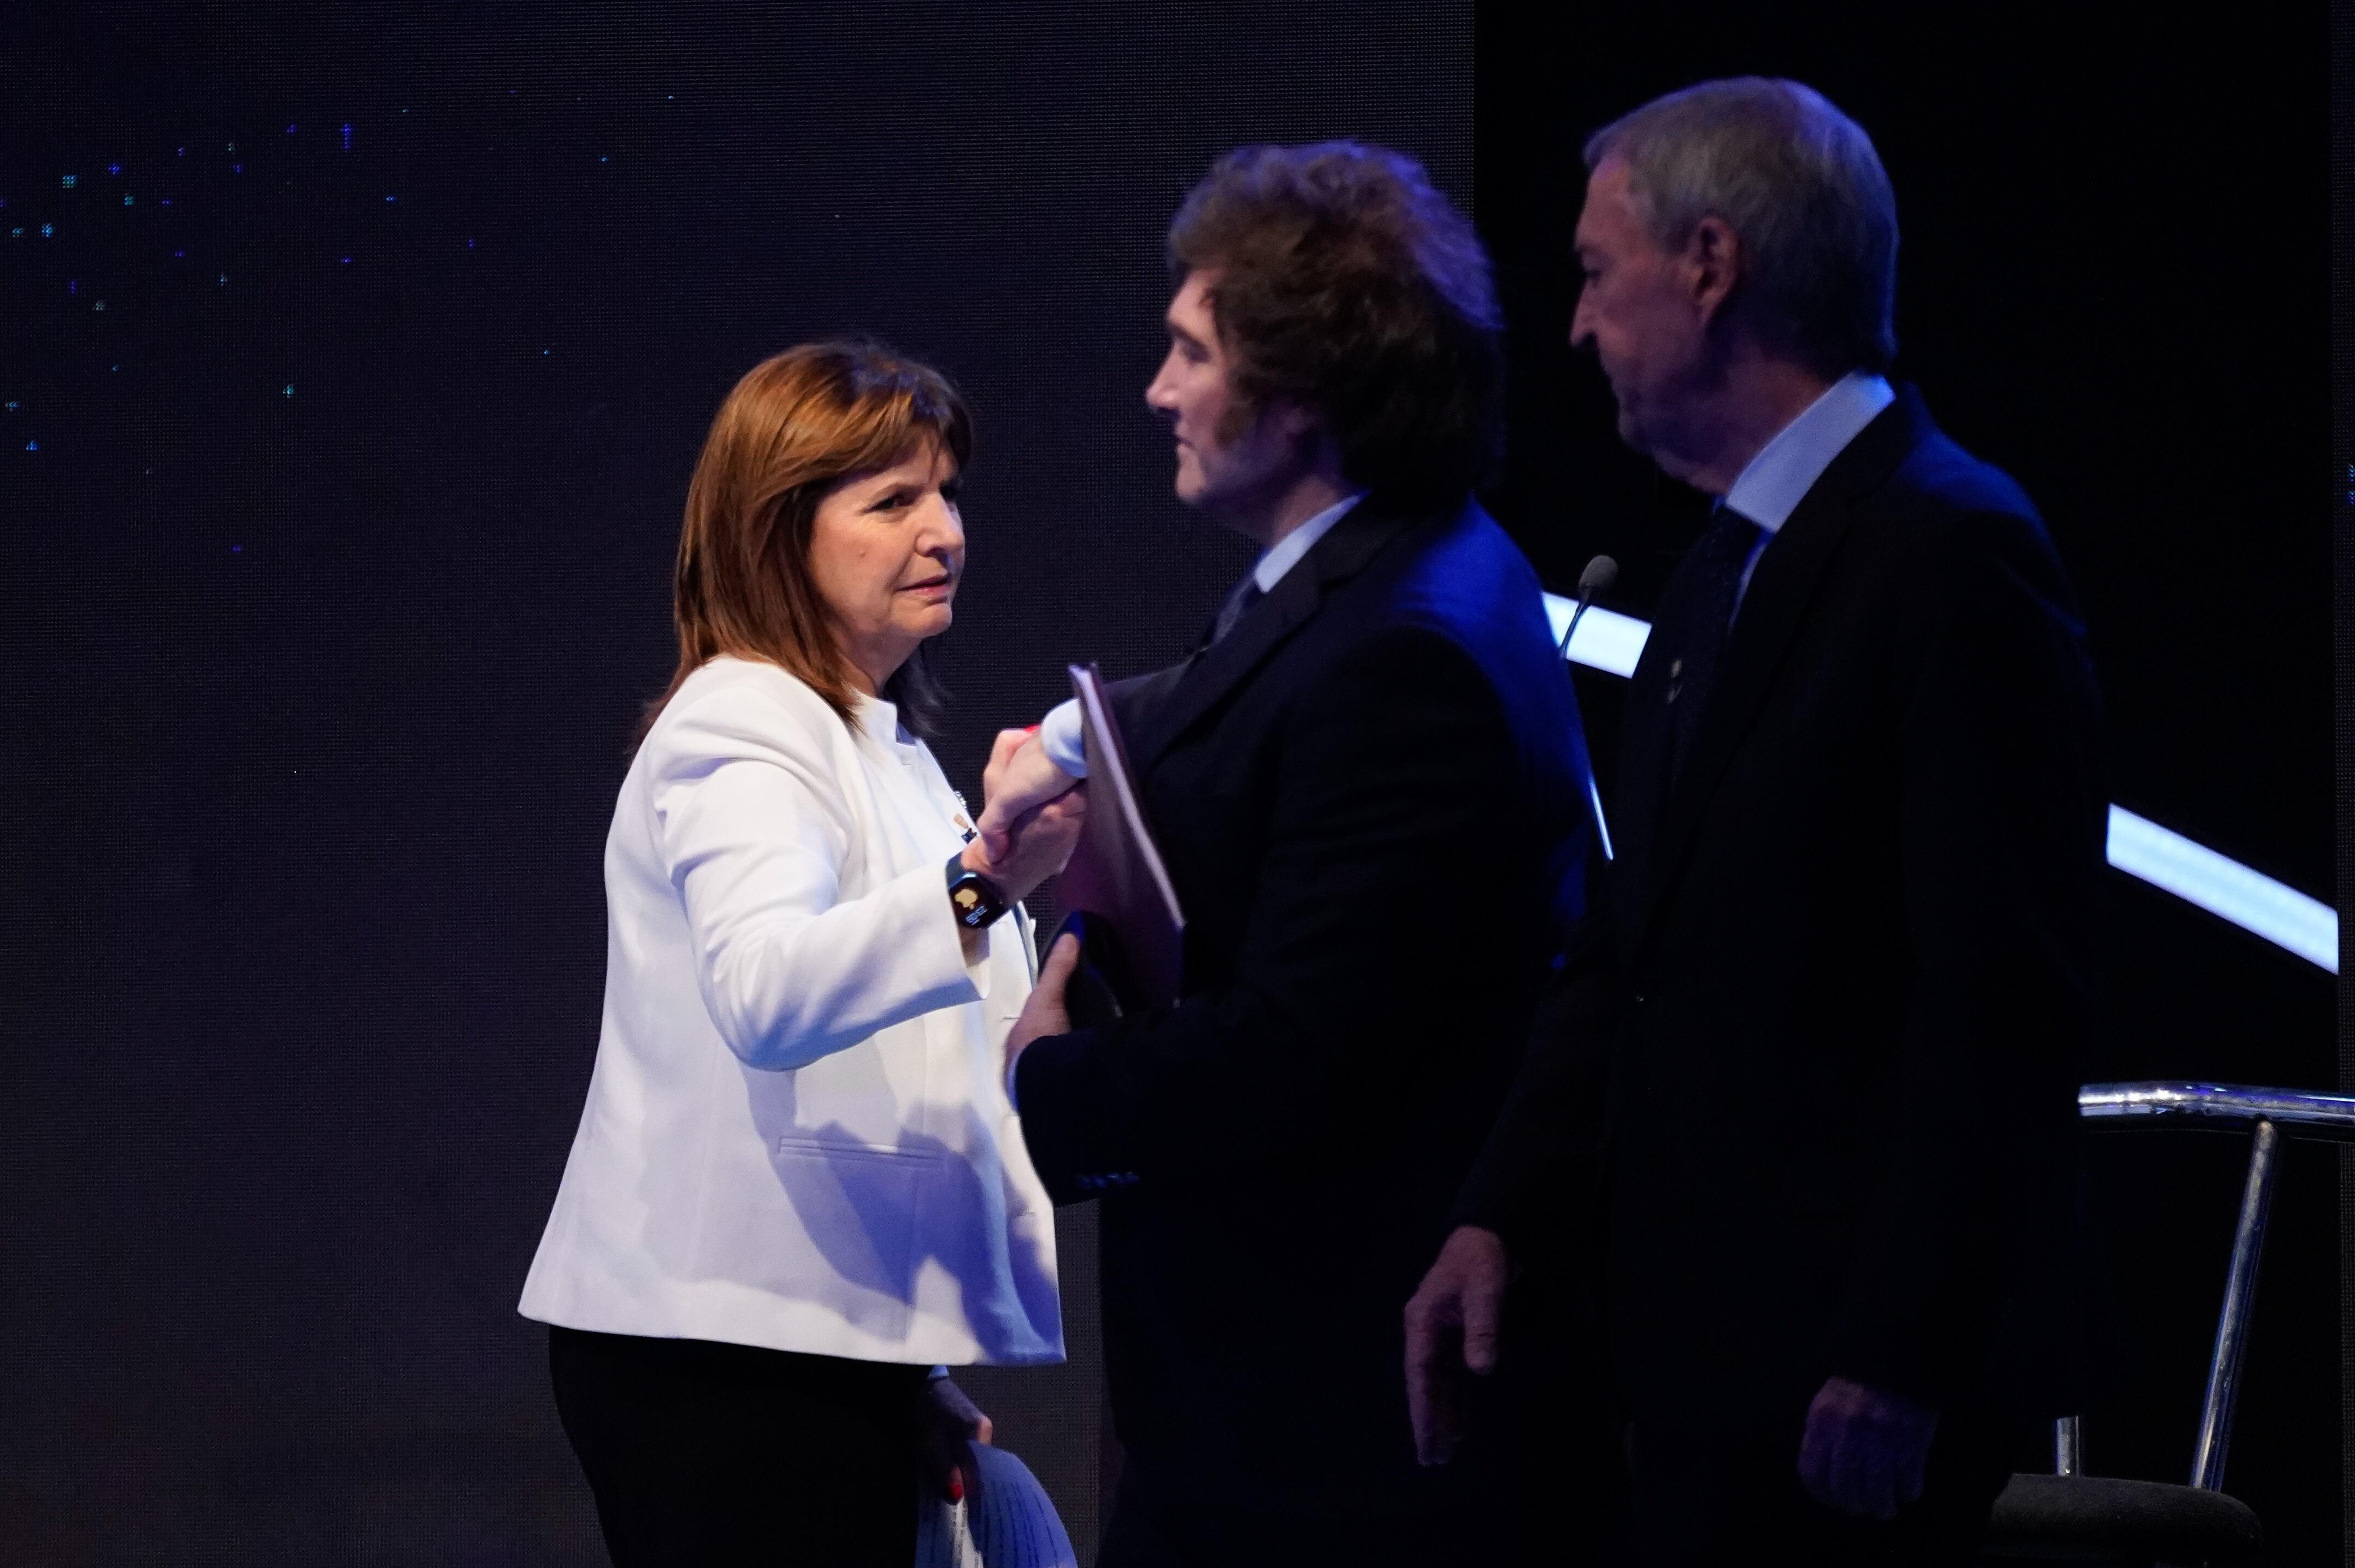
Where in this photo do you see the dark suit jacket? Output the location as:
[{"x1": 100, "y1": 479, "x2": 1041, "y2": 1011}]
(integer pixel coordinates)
[
  {"x1": 1015, "y1": 498, "x2": 1591, "y2": 1512},
  {"x1": 1456, "y1": 389, "x2": 2103, "y2": 1436}
]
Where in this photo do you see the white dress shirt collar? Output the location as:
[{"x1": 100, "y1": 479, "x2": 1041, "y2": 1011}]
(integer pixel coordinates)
[
  {"x1": 1723, "y1": 372, "x2": 1895, "y2": 535},
  {"x1": 852, "y1": 691, "x2": 910, "y2": 750},
  {"x1": 1252, "y1": 491, "x2": 1367, "y2": 593}
]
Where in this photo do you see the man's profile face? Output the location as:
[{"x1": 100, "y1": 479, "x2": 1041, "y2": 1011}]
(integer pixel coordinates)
[
  {"x1": 1145, "y1": 269, "x2": 1304, "y2": 521},
  {"x1": 1571, "y1": 157, "x2": 1715, "y2": 466}
]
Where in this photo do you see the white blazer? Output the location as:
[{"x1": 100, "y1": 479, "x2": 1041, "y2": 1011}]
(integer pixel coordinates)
[{"x1": 519, "y1": 656, "x2": 1063, "y2": 1366}]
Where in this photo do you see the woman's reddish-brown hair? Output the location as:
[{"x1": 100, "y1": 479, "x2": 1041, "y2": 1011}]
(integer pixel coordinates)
[{"x1": 647, "y1": 341, "x2": 973, "y2": 739}]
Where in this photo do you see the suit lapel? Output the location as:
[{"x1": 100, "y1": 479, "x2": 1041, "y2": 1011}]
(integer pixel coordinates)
[
  {"x1": 1620, "y1": 390, "x2": 1935, "y2": 958},
  {"x1": 1124, "y1": 503, "x2": 1426, "y2": 768}
]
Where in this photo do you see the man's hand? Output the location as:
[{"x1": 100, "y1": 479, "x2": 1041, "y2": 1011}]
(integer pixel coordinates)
[
  {"x1": 978, "y1": 731, "x2": 1078, "y2": 860},
  {"x1": 1403, "y1": 1225, "x2": 1509, "y2": 1465},
  {"x1": 915, "y1": 1375, "x2": 994, "y2": 1505},
  {"x1": 1006, "y1": 932, "x2": 1081, "y2": 1088},
  {"x1": 1797, "y1": 1375, "x2": 1939, "y2": 1520}
]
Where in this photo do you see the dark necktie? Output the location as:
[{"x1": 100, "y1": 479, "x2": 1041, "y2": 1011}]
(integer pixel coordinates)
[
  {"x1": 1662, "y1": 506, "x2": 1761, "y2": 783},
  {"x1": 1208, "y1": 574, "x2": 1265, "y2": 647}
]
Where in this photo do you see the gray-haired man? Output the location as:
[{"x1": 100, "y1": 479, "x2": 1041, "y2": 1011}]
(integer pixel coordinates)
[{"x1": 1404, "y1": 79, "x2": 2103, "y2": 1564}]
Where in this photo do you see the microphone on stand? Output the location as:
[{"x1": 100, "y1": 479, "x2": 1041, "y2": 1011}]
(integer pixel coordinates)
[
  {"x1": 1556, "y1": 554, "x2": 1620, "y2": 661},
  {"x1": 1558, "y1": 555, "x2": 1620, "y2": 862}
]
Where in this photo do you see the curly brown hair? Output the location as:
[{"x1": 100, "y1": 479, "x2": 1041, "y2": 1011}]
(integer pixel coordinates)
[{"x1": 1167, "y1": 142, "x2": 1502, "y2": 511}]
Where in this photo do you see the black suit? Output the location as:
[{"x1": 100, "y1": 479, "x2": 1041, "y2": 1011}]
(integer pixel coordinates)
[
  {"x1": 1458, "y1": 390, "x2": 2104, "y2": 1562},
  {"x1": 1015, "y1": 498, "x2": 1591, "y2": 1561}
]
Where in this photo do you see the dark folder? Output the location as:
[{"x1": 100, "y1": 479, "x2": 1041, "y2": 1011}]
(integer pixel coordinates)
[{"x1": 1053, "y1": 663, "x2": 1185, "y2": 1023}]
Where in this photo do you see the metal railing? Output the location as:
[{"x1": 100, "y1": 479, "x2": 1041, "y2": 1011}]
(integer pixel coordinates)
[{"x1": 2069, "y1": 1081, "x2": 2355, "y2": 1490}]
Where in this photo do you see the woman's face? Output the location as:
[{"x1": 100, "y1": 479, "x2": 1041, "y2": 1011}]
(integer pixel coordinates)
[{"x1": 807, "y1": 440, "x2": 965, "y2": 696}]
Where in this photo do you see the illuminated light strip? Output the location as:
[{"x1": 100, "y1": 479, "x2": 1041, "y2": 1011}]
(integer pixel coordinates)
[
  {"x1": 1542, "y1": 594, "x2": 1651, "y2": 677},
  {"x1": 1539, "y1": 592, "x2": 2340, "y2": 974},
  {"x1": 2103, "y1": 806, "x2": 2338, "y2": 972}
]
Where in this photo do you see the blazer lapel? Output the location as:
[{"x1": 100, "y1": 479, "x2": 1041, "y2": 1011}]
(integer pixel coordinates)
[
  {"x1": 1124, "y1": 503, "x2": 1426, "y2": 768},
  {"x1": 1620, "y1": 389, "x2": 1936, "y2": 958}
]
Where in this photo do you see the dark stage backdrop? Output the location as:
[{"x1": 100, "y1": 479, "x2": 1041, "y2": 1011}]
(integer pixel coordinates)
[
  {"x1": 0, "y1": 4, "x2": 1470, "y2": 1560},
  {"x1": 7, "y1": 2, "x2": 2345, "y2": 1564},
  {"x1": 2334, "y1": 0, "x2": 2355, "y2": 1560},
  {"x1": 1480, "y1": 5, "x2": 2341, "y2": 1563}
]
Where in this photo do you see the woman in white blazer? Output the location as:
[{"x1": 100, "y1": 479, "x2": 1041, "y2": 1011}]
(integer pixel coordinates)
[{"x1": 519, "y1": 343, "x2": 1082, "y2": 1567}]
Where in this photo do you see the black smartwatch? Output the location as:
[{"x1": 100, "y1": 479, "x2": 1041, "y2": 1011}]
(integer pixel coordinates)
[{"x1": 945, "y1": 853, "x2": 1011, "y2": 930}]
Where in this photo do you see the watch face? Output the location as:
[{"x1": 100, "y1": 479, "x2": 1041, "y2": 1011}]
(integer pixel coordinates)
[{"x1": 947, "y1": 859, "x2": 1005, "y2": 929}]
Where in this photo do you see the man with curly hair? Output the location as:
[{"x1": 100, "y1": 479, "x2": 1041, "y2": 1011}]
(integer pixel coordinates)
[{"x1": 976, "y1": 143, "x2": 1594, "y2": 1564}]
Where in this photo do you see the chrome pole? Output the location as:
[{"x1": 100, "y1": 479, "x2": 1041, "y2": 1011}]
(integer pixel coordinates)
[
  {"x1": 2190, "y1": 1117, "x2": 2282, "y2": 1490},
  {"x1": 2053, "y1": 1415, "x2": 2081, "y2": 1476}
]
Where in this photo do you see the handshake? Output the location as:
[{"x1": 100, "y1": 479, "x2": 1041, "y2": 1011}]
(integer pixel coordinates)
[
  {"x1": 966, "y1": 727, "x2": 1094, "y2": 1070},
  {"x1": 961, "y1": 726, "x2": 1088, "y2": 910}
]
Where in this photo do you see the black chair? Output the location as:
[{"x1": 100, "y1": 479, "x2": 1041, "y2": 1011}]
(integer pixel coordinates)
[{"x1": 1981, "y1": 1082, "x2": 2355, "y2": 1564}]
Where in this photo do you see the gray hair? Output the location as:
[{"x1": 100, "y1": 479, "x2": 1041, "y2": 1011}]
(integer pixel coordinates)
[{"x1": 1585, "y1": 78, "x2": 1898, "y2": 375}]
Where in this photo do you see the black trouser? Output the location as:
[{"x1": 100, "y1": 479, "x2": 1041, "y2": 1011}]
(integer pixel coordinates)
[
  {"x1": 549, "y1": 1325, "x2": 931, "y2": 1568},
  {"x1": 1625, "y1": 1412, "x2": 2029, "y2": 1567}
]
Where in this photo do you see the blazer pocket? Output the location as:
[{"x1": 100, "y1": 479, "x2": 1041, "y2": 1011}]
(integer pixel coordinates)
[{"x1": 762, "y1": 1140, "x2": 935, "y2": 1340}]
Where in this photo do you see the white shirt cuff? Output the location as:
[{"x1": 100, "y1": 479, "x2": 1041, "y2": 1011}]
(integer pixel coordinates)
[{"x1": 1039, "y1": 699, "x2": 1088, "y2": 777}]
